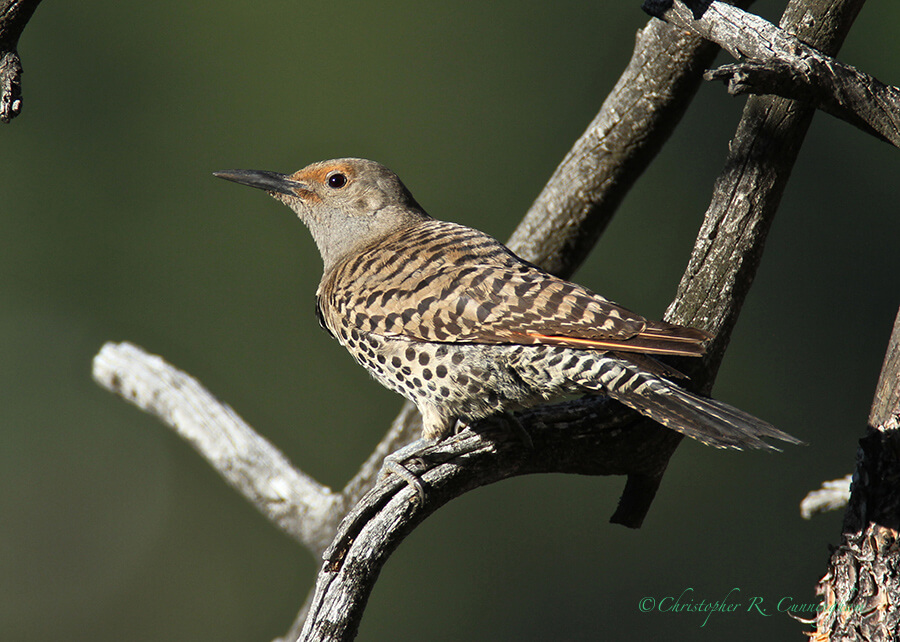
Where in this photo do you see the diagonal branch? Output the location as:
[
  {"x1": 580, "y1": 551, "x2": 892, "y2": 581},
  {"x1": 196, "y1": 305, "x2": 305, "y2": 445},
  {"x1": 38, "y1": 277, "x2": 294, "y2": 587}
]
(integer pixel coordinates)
[
  {"x1": 644, "y1": 0, "x2": 900, "y2": 147},
  {"x1": 660, "y1": 0, "x2": 865, "y2": 381},
  {"x1": 506, "y1": 4, "x2": 749, "y2": 278},
  {"x1": 92, "y1": 342, "x2": 345, "y2": 557},
  {"x1": 301, "y1": 406, "x2": 679, "y2": 642},
  {"x1": 869, "y1": 308, "x2": 900, "y2": 432}
]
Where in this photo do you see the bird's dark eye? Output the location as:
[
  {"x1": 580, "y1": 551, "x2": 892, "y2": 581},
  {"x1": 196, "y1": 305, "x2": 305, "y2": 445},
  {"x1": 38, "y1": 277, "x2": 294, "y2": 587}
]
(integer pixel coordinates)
[{"x1": 327, "y1": 173, "x2": 347, "y2": 189}]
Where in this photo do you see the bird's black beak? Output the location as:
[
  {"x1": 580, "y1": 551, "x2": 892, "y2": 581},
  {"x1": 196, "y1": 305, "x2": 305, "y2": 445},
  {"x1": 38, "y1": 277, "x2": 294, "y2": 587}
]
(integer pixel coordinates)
[{"x1": 213, "y1": 169, "x2": 305, "y2": 196}]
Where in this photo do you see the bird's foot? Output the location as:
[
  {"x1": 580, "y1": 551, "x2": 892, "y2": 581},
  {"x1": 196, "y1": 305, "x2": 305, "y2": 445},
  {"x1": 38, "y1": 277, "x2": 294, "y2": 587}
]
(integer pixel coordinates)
[
  {"x1": 378, "y1": 427, "x2": 501, "y2": 503},
  {"x1": 379, "y1": 439, "x2": 430, "y2": 504}
]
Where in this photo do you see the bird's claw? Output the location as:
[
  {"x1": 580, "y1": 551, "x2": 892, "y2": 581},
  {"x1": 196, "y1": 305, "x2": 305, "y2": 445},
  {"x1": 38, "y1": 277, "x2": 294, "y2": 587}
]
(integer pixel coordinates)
[{"x1": 380, "y1": 448, "x2": 428, "y2": 504}]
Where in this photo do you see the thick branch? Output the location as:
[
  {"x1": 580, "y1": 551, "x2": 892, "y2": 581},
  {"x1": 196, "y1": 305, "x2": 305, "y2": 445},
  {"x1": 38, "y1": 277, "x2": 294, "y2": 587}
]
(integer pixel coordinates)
[
  {"x1": 300, "y1": 407, "x2": 680, "y2": 642},
  {"x1": 0, "y1": 0, "x2": 41, "y2": 123},
  {"x1": 870, "y1": 308, "x2": 900, "y2": 431},
  {"x1": 815, "y1": 307, "x2": 900, "y2": 639},
  {"x1": 645, "y1": 0, "x2": 900, "y2": 147},
  {"x1": 506, "y1": 4, "x2": 749, "y2": 278},
  {"x1": 92, "y1": 342, "x2": 345, "y2": 557},
  {"x1": 663, "y1": 0, "x2": 864, "y2": 382}
]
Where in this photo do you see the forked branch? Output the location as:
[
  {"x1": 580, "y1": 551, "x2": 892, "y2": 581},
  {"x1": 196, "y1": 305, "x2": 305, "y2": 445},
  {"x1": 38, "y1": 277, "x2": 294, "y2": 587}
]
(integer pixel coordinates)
[{"x1": 644, "y1": 0, "x2": 899, "y2": 146}]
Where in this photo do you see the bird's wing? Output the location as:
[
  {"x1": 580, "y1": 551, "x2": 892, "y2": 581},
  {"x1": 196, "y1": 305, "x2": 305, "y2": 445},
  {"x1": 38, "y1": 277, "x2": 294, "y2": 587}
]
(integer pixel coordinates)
[{"x1": 321, "y1": 221, "x2": 708, "y2": 357}]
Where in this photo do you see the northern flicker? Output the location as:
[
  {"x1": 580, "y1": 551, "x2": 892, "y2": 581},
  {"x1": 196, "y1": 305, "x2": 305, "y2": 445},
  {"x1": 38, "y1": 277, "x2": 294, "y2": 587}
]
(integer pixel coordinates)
[{"x1": 214, "y1": 158, "x2": 800, "y2": 451}]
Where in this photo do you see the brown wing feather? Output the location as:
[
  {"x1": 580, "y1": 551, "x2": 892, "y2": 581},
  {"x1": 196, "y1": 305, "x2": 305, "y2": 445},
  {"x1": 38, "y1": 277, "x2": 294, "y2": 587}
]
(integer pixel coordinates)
[{"x1": 319, "y1": 220, "x2": 708, "y2": 358}]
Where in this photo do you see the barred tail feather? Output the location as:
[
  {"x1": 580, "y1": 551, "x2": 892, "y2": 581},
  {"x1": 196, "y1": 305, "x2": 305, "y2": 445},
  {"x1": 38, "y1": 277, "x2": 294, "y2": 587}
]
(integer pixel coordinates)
[{"x1": 597, "y1": 360, "x2": 803, "y2": 450}]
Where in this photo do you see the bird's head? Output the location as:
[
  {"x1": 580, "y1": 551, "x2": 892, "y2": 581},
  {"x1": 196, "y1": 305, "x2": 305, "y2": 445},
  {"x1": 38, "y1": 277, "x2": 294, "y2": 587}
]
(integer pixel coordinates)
[{"x1": 215, "y1": 158, "x2": 428, "y2": 272}]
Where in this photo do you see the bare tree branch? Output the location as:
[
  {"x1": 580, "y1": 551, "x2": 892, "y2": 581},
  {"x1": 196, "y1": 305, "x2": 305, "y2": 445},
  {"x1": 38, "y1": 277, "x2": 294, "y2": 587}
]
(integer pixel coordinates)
[
  {"x1": 706, "y1": 61, "x2": 900, "y2": 147},
  {"x1": 92, "y1": 342, "x2": 345, "y2": 557},
  {"x1": 300, "y1": 407, "x2": 679, "y2": 642},
  {"x1": 506, "y1": 3, "x2": 750, "y2": 278},
  {"x1": 815, "y1": 306, "x2": 900, "y2": 639},
  {"x1": 663, "y1": 0, "x2": 864, "y2": 381},
  {"x1": 644, "y1": 0, "x2": 900, "y2": 147},
  {"x1": 0, "y1": 0, "x2": 41, "y2": 123},
  {"x1": 870, "y1": 308, "x2": 900, "y2": 431}
]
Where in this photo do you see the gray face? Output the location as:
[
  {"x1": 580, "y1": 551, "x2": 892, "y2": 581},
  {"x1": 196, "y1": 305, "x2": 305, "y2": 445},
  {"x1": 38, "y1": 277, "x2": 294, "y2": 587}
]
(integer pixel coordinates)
[{"x1": 214, "y1": 158, "x2": 428, "y2": 273}]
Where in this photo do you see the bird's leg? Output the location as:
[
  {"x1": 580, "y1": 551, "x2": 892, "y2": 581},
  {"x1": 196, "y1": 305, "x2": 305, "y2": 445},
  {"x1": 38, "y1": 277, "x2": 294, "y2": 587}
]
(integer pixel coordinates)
[
  {"x1": 379, "y1": 417, "x2": 509, "y2": 503},
  {"x1": 377, "y1": 406, "x2": 452, "y2": 503},
  {"x1": 380, "y1": 439, "x2": 430, "y2": 504},
  {"x1": 502, "y1": 412, "x2": 533, "y2": 449},
  {"x1": 460, "y1": 412, "x2": 533, "y2": 449}
]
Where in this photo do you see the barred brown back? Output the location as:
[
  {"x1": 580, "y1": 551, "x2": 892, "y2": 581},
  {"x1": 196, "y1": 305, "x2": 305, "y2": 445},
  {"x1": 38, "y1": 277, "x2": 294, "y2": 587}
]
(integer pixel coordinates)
[{"x1": 320, "y1": 219, "x2": 707, "y2": 356}]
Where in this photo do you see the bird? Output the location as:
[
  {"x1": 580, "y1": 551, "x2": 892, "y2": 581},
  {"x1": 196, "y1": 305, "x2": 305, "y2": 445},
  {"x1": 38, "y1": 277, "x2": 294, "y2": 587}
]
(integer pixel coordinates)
[{"x1": 214, "y1": 158, "x2": 801, "y2": 452}]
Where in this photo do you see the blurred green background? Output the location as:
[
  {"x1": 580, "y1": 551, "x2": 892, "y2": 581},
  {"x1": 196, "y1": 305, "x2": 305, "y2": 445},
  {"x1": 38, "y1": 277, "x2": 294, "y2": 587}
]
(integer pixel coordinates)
[{"x1": 2, "y1": 1, "x2": 899, "y2": 640}]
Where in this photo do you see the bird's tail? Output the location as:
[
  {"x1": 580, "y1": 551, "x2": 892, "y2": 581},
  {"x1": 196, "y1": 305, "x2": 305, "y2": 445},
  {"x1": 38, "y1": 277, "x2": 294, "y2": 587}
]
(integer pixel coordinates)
[{"x1": 591, "y1": 357, "x2": 802, "y2": 450}]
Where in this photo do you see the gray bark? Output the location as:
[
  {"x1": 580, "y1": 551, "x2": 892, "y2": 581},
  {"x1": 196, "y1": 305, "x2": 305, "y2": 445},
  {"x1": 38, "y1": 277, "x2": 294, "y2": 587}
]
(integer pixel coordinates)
[
  {"x1": 0, "y1": 0, "x2": 42, "y2": 122},
  {"x1": 814, "y1": 308, "x2": 900, "y2": 640},
  {"x1": 644, "y1": 0, "x2": 900, "y2": 147}
]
